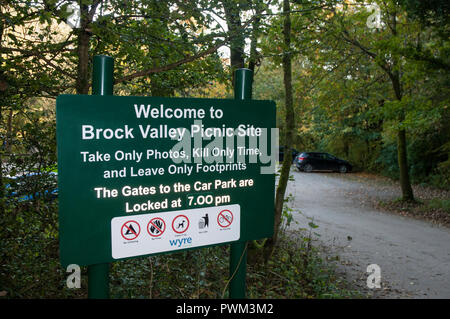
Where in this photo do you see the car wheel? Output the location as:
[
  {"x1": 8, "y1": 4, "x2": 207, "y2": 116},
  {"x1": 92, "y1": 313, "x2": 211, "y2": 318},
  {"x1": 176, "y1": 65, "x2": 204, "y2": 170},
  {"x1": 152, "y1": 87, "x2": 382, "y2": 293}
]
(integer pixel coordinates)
[
  {"x1": 304, "y1": 164, "x2": 313, "y2": 173},
  {"x1": 339, "y1": 165, "x2": 348, "y2": 173}
]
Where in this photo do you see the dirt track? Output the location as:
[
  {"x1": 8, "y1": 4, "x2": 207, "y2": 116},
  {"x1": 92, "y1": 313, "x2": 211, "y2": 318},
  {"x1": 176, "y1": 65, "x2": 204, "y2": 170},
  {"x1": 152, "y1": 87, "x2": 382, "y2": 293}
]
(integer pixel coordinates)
[{"x1": 286, "y1": 170, "x2": 450, "y2": 298}]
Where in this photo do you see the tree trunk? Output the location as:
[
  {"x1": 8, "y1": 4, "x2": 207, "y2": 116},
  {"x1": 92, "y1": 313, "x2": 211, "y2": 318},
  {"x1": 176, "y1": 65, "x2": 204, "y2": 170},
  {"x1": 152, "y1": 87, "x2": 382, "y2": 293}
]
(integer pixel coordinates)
[
  {"x1": 248, "y1": 3, "x2": 262, "y2": 72},
  {"x1": 389, "y1": 9, "x2": 415, "y2": 202},
  {"x1": 5, "y1": 109, "x2": 13, "y2": 154},
  {"x1": 0, "y1": 4, "x2": 6, "y2": 215},
  {"x1": 76, "y1": 2, "x2": 97, "y2": 94},
  {"x1": 0, "y1": 104, "x2": 4, "y2": 215},
  {"x1": 223, "y1": 0, "x2": 245, "y2": 77},
  {"x1": 343, "y1": 5, "x2": 416, "y2": 202},
  {"x1": 390, "y1": 70, "x2": 415, "y2": 201},
  {"x1": 397, "y1": 128, "x2": 414, "y2": 201},
  {"x1": 76, "y1": 32, "x2": 90, "y2": 94},
  {"x1": 150, "y1": 3, "x2": 174, "y2": 97},
  {"x1": 265, "y1": 0, "x2": 294, "y2": 260},
  {"x1": 76, "y1": 7, "x2": 91, "y2": 94}
]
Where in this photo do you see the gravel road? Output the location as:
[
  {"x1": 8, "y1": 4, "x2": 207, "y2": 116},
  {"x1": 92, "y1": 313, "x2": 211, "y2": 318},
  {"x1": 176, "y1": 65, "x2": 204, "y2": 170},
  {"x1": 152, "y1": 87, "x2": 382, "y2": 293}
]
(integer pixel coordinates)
[{"x1": 286, "y1": 169, "x2": 450, "y2": 298}]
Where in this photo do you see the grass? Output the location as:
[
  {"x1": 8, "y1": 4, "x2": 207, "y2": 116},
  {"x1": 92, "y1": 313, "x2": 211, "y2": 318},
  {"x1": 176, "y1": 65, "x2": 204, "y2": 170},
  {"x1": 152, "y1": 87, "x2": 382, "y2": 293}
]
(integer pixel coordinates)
[
  {"x1": 109, "y1": 230, "x2": 358, "y2": 299},
  {"x1": 426, "y1": 198, "x2": 450, "y2": 214},
  {"x1": 378, "y1": 196, "x2": 450, "y2": 227}
]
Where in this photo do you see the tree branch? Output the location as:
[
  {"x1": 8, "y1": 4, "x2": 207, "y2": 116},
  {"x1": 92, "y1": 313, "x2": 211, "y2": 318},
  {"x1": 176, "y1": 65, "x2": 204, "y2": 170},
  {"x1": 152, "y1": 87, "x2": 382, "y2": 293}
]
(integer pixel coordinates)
[
  {"x1": 339, "y1": 29, "x2": 392, "y2": 75},
  {"x1": 114, "y1": 42, "x2": 224, "y2": 84}
]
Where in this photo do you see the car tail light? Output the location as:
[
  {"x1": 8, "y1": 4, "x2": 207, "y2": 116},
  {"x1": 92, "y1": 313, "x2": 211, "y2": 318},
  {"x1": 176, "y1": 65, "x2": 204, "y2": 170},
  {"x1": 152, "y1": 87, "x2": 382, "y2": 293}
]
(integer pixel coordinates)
[{"x1": 298, "y1": 157, "x2": 305, "y2": 161}]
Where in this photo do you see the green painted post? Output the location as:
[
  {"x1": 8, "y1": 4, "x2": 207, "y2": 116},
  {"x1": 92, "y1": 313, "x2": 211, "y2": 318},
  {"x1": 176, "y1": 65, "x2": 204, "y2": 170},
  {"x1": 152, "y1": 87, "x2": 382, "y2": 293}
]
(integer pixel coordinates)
[
  {"x1": 88, "y1": 55, "x2": 114, "y2": 299},
  {"x1": 229, "y1": 68, "x2": 253, "y2": 299},
  {"x1": 87, "y1": 263, "x2": 110, "y2": 298},
  {"x1": 92, "y1": 55, "x2": 114, "y2": 96},
  {"x1": 234, "y1": 68, "x2": 253, "y2": 101}
]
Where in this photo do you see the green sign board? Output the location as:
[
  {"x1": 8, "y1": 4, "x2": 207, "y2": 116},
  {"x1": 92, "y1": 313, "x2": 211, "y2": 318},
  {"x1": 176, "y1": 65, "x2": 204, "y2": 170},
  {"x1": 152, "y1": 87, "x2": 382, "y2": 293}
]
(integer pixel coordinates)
[{"x1": 56, "y1": 95, "x2": 276, "y2": 266}]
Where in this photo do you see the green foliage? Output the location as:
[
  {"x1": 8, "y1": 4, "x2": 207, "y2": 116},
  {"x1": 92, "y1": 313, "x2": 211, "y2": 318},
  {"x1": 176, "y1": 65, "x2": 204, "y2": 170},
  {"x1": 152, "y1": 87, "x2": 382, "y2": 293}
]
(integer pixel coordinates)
[
  {"x1": 0, "y1": 199, "x2": 83, "y2": 298},
  {"x1": 111, "y1": 230, "x2": 357, "y2": 299},
  {"x1": 247, "y1": 230, "x2": 357, "y2": 299},
  {"x1": 427, "y1": 199, "x2": 450, "y2": 214},
  {"x1": 1, "y1": 1, "x2": 228, "y2": 99},
  {"x1": 375, "y1": 141, "x2": 399, "y2": 179},
  {"x1": 429, "y1": 166, "x2": 450, "y2": 191},
  {"x1": 256, "y1": 0, "x2": 449, "y2": 190},
  {"x1": 399, "y1": 0, "x2": 450, "y2": 28}
]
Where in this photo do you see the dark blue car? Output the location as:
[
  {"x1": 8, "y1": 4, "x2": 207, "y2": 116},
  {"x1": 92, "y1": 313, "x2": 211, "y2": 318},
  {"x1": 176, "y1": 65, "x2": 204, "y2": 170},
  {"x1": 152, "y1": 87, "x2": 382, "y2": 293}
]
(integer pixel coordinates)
[{"x1": 294, "y1": 152, "x2": 352, "y2": 173}]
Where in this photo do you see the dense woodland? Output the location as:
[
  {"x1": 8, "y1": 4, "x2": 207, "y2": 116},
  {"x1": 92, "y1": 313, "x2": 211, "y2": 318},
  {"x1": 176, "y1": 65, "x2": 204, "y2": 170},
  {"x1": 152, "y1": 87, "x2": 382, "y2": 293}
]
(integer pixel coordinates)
[{"x1": 0, "y1": 0, "x2": 449, "y2": 298}]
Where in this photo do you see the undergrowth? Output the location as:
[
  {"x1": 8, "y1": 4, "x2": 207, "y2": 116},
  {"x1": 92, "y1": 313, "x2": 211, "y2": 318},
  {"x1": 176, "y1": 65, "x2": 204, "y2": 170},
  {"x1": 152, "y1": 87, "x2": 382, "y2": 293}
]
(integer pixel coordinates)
[{"x1": 1, "y1": 198, "x2": 357, "y2": 299}]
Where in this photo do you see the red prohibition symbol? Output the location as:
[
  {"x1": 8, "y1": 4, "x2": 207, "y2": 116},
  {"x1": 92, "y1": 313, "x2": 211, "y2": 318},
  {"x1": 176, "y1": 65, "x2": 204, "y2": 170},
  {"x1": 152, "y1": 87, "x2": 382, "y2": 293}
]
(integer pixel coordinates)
[
  {"x1": 172, "y1": 215, "x2": 189, "y2": 234},
  {"x1": 217, "y1": 210, "x2": 233, "y2": 228},
  {"x1": 121, "y1": 220, "x2": 140, "y2": 240},
  {"x1": 147, "y1": 217, "x2": 166, "y2": 237}
]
